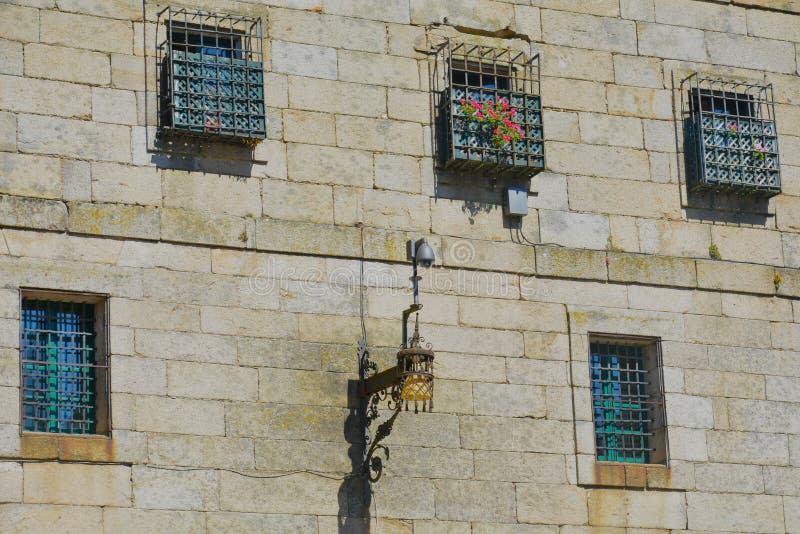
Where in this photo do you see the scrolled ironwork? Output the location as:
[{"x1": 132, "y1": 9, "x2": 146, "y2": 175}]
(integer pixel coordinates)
[
  {"x1": 363, "y1": 404, "x2": 401, "y2": 482},
  {"x1": 358, "y1": 308, "x2": 436, "y2": 481}
]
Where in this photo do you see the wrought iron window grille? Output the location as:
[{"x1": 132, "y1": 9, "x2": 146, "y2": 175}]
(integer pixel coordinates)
[
  {"x1": 156, "y1": 7, "x2": 266, "y2": 143},
  {"x1": 682, "y1": 73, "x2": 781, "y2": 197},
  {"x1": 19, "y1": 291, "x2": 110, "y2": 436},
  {"x1": 588, "y1": 335, "x2": 668, "y2": 465},
  {"x1": 433, "y1": 40, "x2": 544, "y2": 178}
]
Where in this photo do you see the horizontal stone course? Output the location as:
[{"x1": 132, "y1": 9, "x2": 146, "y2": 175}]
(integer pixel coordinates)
[
  {"x1": 104, "y1": 509, "x2": 206, "y2": 534},
  {"x1": 160, "y1": 208, "x2": 248, "y2": 249},
  {"x1": 270, "y1": 8, "x2": 386, "y2": 53},
  {"x1": 0, "y1": 4, "x2": 38, "y2": 42},
  {"x1": 133, "y1": 466, "x2": 218, "y2": 511},
  {"x1": 0, "y1": 195, "x2": 67, "y2": 231},
  {"x1": 0, "y1": 74, "x2": 92, "y2": 118},
  {"x1": 434, "y1": 479, "x2": 515, "y2": 522},
  {"x1": 707, "y1": 31, "x2": 797, "y2": 74},
  {"x1": 1, "y1": 1, "x2": 800, "y2": 530},
  {"x1": 541, "y1": 10, "x2": 636, "y2": 53},
  {"x1": 535, "y1": 247, "x2": 608, "y2": 281},
  {"x1": 18, "y1": 114, "x2": 131, "y2": 162},
  {"x1": 40, "y1": 10, "x2": 133, "y2": 54},
  {"x1": 218, "y1": 471, "x2": 341, "y2": 515},
  {"x1": 687, "y1": 492, "x2": 785, "y2": 532},
  {"x1": 569, "y1": 304, "x2": 685, "y2": 339},
  {"x1": 587, "y1": 488, "x2": 686, "y2": 529},
  {"x1": 460, "y1": 416, "x2": 574, "y2": 454},
  {"x1": 69, "y1": 202, "x2": 159, "y2": 240},
  {"x1": 135, "y1": 396, "x2": 225, "y2": 436},
  {"x1": 271, "y1": 41, "x2": 337, "y2": 80},
  {"x1": 638, "y1": 22, "x2": 708, "y2": 62},
  {"x1": 0, "y1": 504, "x2": 103, "y2": 532},
  {"x1": 25, "y1": 43, "x2": 111, "y2": 85},
  {"x1": 24, "y1": 463, "x2": 131, "y2": 507},
  {"x1": 539, "y1": 210, "x2": 610, "y2": 250}
]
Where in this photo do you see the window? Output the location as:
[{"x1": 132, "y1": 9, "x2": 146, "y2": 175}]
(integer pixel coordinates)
[
  {"x1": 157, "y1": 7, "x2": 266, "y2": 141},
  {"x1": 434, "y1": 40, "x2": 544, "y2": 178},
  {"x1": 451, "y1": 62, "x2": 511, "y2": 91},
  {"x1": 589, "y1": 335, "x2": 667, "y2": 465},
  {"x1": 20, "y1": 291, "x2": 109, "y2": 435},
  {"x1": 682, "y1": 73, "x2": 781, "y2": 197}
]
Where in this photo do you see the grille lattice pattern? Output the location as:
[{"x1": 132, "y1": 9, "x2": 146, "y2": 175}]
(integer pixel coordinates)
[
  {"x1": 21, "y1": 299, "x2": 103, "y2": 434},
  {"x1": 684, "y1": 74, "x2": 781, "y2": 196},
  {"x1": 435, "y1": 41, "x2": 544, "y2": 178},
  {"x1": 590, "y1": 341, "x2": 661, "y2": 464},
  {"x1": 158, "y1": 8, "x2": 265, "y2": 140}
]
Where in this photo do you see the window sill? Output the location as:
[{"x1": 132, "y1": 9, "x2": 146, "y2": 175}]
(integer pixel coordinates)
[
  {"x1": 18, "y1": 433, "x2": 122, "y2": 463},
  {"x1": 577, "y1": 457, "x2": 685, "y2": 490}
]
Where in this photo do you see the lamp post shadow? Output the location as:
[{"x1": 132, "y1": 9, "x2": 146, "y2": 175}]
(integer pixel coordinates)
[{"x1": 336, "y1": 381, "x2": 371, "y2": 534}]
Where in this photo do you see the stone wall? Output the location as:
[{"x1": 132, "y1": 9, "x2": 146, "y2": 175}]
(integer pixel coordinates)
[{"x1": 0, "y1": 0, "x2": 799, "y2": 532}]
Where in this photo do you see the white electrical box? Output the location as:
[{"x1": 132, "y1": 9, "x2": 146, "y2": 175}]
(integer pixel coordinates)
[{"x1": 503, "y1": 186, "x2": 529, "y2": 217}]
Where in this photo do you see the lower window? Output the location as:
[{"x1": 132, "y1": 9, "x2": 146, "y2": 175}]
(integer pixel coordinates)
[
  {"x1": 589, "y1": 334, "x2": 667, "y2": 465},
  {"x1": 20, "y1": 290, "x2": 109, "y2": 435}
]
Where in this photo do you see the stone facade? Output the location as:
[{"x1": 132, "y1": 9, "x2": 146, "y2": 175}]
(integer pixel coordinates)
[{"x1": 0, "y1": 0, "x2": 799, "y2": 532}]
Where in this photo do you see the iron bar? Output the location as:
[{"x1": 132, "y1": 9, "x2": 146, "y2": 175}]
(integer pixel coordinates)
[
  {"x1": 681, "y1": 73, "x2": 781, "y2": 197},
  {"x1": 589, "y1": 338, "x2": 666, "y2": 465},
  {"x1": 20, "y1": 298, "x2": 107, "y2": 435},
  {"x1": 157, "y1": 8, "x2": 265, "y2": 141},
  {"x1": 435, "y1": 39, "x2": 543, "y2": 178}
]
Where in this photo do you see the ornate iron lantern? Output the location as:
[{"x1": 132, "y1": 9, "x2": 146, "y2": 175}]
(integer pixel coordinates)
[
  {"x1": 397, "y1": 316, "x2": 434, "y2": 413},
  {"x1": 359, "y1": 238, "x2": 437, "y2": 481}
]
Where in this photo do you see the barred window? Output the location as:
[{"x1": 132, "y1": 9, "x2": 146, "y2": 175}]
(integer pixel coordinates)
[
  {"x1": 157, "y1": 7, "x2": 266, "y2": 141},
  {"x1": 682, "y1": 73, "x2": 781, "y2": 197},
  {"x1": 20, "y1": 291, "x2": 109, "y2": 435},
  {"x1": 589, "y1": 335, "x2": 667, "y2": 465},
  {"x1": 434, "y1": 40, "x2": 544, "y2": 178}
]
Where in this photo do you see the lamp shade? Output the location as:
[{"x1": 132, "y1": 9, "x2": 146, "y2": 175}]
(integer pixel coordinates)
[{"x1": 397, "y1": 344, "x2": 434, "y2": 413}]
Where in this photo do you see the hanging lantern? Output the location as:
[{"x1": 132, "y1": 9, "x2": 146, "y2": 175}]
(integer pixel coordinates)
[{"x1": 397, "y1": 319, "x2": 434, "y2": 413}]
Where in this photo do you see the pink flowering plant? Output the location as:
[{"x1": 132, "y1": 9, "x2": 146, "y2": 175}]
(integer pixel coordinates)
[
  {"x1": 459, "y1": 97, "x2": 524, "y2": 149},
  {"x1": 753, "y1": 140, "x2": 767, "y2": 162},
  {"x1": 204, "y1": 114, "x2": 221, "y2": 133},
  {"x1": 725, "y1": 122, "x2": 739, "y2": 137}
]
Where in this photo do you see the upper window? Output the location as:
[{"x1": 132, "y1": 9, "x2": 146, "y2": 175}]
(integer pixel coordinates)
[
  {"x1": 589, "y1": 334, "x2": 667, "y2": 465},
  {"x1": 682, "y1": 74, "x2": 781, "y2": 197},
  {"x1": 20, "y1": 291, "x2": 109, "y2": 435},
  {"x1": 157, "y1": 8, "x2": 266, "y2": 142},
  {"x1": 451, "y1": 61, "x2": 511, "y2": 91},
  {"x1": 434, "y1": 41, "x2": 544, "y2": 178},
  {"x1": 169, "y1": 27, "x2": 243, "y2": 59}
]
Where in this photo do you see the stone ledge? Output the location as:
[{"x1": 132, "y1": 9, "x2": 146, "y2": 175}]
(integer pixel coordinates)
[
  {"x1": 577, "y1": 455, "x2": 690, "y2": 491},
  {"x1": 730, "y1": 0, "x2": 800, "y2": 15},
  {"x1": 1, "y1": 216, "x2": 799, "y2": 297},
  {"x1": 10, "y1": 434, "x2": 131, "y2": 464}
]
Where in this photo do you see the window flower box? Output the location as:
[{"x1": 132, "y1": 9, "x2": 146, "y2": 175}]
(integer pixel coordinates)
[
  {"x1": 683, "y1": 74, "x2": 781, "y2": 197},
  {"x1": 436, "y1": 41, "x2": 544, "y2": 179},
  {"x1": 158, "y1": 8, "x2": 266, "y2": 142}
]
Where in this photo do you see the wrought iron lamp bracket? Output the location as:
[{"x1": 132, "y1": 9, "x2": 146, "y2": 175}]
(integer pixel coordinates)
[
  {"x1": 359, "y1": 238, "x2": 436, "y2": 482},
  {"x1": 359, "y1": 305, "x2": 427, "y2": 482},
  {"x1": 359, "y1": 336, "x2": 401, "y2": 482}
]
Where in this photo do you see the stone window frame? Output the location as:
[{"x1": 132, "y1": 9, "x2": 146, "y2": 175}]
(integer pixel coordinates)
[
  {"x1": 19, "y1": 289, "x2": 111, "y2": 438},
  {"x1": 573, "y1": 332, "x2": 671, "y2": 488}
]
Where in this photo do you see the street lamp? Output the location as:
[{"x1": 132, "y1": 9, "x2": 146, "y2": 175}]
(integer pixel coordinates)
[{"x1": 359, "y1": 238, "x2": 437, "y2": 481}]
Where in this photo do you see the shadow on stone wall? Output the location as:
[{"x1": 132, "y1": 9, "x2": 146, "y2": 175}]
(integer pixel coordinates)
[
  {"x1": 336, "y1": 380, "x2": 370, "y2": 533},
  {"x1": 146, "y1": 133, "x2": 258, "y2": 177}
]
